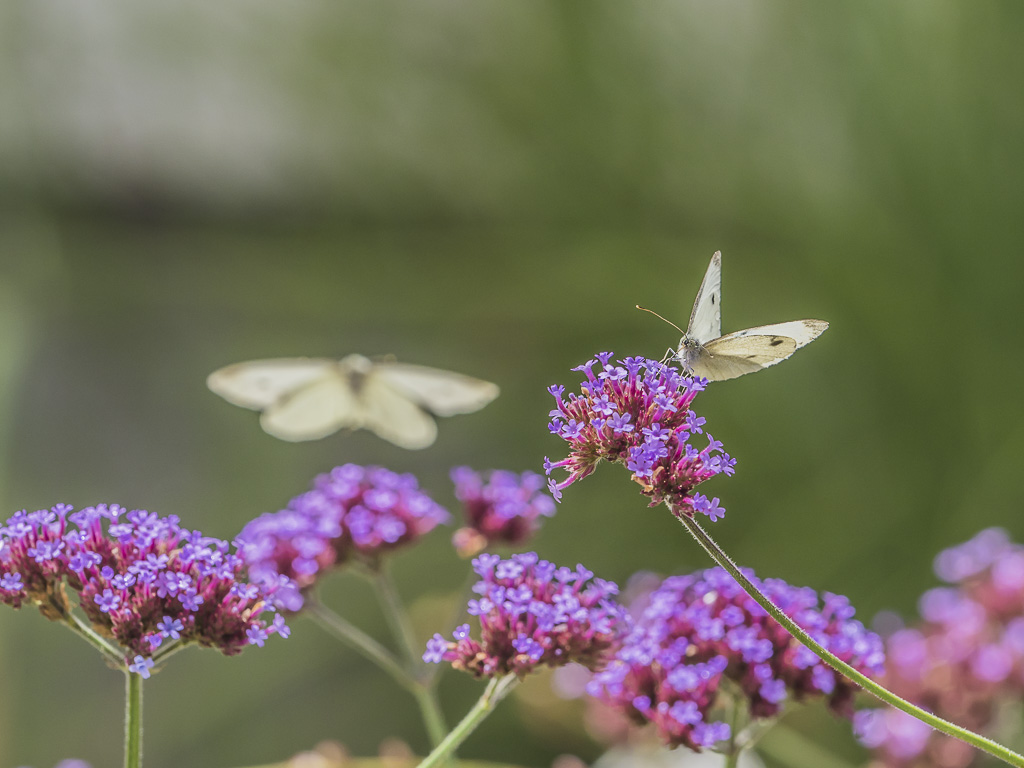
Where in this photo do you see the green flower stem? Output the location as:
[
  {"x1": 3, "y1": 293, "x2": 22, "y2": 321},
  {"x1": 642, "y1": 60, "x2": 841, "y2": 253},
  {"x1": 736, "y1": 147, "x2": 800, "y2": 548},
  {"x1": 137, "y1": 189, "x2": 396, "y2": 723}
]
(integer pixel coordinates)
[
  {"x1": 124, "y1": 668, "x2": 143, "y2": 768},
  {"x1": 371, "y1": 564, "x2": 429, "y2": 674},
  {"x1": 723, "y1": 696, "x2": 743, "y2": 768},
  {"x1": 369, "y1": 566, "x2": 448, "y2": 748},
  {"x1": 307, "y1": 598, "x2": 416, "y2": 693},
  {"x1": 64, "y1": 611, "x2": 123, "y2": 664},
  {"x1": 308, "y1": 596, "x2": 447, "y2": 750},
  {"x1": 676, "y1": 511, "x2": 1024, "y2": 768},
  {"x1": 151, "y1": 640, "x2": 188, "y2": 665},
  {"x1": 415, "y1": 674, "x2": 520, "y2": 768}
]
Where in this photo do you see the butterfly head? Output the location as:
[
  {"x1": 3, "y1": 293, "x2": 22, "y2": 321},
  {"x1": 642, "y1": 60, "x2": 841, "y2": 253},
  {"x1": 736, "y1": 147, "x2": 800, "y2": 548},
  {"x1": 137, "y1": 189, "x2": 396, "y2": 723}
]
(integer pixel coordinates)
[
  {"x1": 339, "y1": 354, "x2": 374, "y2": 392},
  {"x1": 676, "y1": 334, "x2": 703, "y2": 371}
]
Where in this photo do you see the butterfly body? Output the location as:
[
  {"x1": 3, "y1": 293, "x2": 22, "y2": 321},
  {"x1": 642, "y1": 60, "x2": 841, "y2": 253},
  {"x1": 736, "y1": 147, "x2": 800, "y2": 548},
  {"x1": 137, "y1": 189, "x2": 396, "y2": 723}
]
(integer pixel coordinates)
[
  {"x1": 673, "y1": 251, "x2": 828, "y2": 381},
  {"x1": 207, "y1": 354, "x2": 499, "y2": 449}
]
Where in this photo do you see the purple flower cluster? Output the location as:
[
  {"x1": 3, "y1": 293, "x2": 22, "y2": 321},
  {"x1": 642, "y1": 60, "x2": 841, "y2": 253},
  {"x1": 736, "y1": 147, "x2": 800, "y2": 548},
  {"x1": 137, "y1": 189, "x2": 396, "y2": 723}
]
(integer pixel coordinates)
[
  {"x1": 423, "y1": 552, "x2": 630, "y2": 678},
  {"x1": 587, "y1": 567, "x2": 884, "y2": 752},
  {"x1": 450, "y1": 467, "x2": 556, "y2": 557},
  {"x1": 856, "y1": 528, "x2": 1024, "y2": 768},
  {"x1": 237, "y1": 465, "x2": 449, "y2": 606},
  {"x1": 0, "y1": 504, "x2": 288, "y2": 668},
  {"x1": 545, "y1": 353, "x2": 735, "y2": 520}
]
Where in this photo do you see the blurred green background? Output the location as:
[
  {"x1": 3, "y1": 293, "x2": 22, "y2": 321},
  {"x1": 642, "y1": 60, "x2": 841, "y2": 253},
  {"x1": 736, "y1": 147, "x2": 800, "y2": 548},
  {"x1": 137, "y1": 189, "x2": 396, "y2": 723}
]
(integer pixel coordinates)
[{"x1": 2, "y1": 1, "x2": 1023, "y2": 767}]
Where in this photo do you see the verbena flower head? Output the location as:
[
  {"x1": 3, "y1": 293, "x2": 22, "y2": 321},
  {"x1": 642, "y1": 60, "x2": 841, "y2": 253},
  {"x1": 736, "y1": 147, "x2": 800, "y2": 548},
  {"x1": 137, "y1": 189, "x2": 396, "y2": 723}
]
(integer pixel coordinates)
[
  {"x1": 450, "y1": 467, "x2": 556, "y2": 557},
  {"x1": 588, "y1": 567, "x2": 884, "y2": 752},
  {"x1": 856, "y1": 528, "x2": 1024, "y2": 768},
  {"x1": 0, "y1": 503, "x2": 288, "y2": 669},
  {"x1": 545, "y1": 353, "x2": 735, "y2": 521},
  {"x1": 237, "y1": 464, "x2": 448, "y2": 607},
  {"x1": 423, "y1": 552, "x2": 630, "y2": 678}
]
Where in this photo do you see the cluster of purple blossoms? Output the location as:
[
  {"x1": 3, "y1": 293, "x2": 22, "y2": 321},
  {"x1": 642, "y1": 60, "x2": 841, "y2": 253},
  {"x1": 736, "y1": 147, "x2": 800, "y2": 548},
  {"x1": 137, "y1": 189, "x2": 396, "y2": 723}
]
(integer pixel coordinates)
[
  {"x1": 449, "y1": 467, "x2": 556, "y2": 557},
  {"x1": 587, "y1": 567, "x2": 884, "y2": 752},
  {"x1": 0, "y1": 503, "x2": 289, "y2": 670},
  {"x1": 423, "y1": 552, "x2": 630, "y2": 678},
  {"x1": 545, "y1": 353, "x2": 735, "y2": 521},
  {"x1": 237, "y1": 464, "x2": 448, "y2": 608},
  {"x1": 856, "y1": 528, "x2": 1024, "y2": 768}
]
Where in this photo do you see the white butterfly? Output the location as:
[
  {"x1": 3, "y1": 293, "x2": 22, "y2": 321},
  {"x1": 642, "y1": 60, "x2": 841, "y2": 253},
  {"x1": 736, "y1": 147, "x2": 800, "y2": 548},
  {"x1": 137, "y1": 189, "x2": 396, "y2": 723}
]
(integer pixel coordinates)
[
  {"x1": 206, "y1": 354, "x2": 499, "y2": 449},
  {"x1": 650, "y1": 251, "x2": 828, "y2": 382}
]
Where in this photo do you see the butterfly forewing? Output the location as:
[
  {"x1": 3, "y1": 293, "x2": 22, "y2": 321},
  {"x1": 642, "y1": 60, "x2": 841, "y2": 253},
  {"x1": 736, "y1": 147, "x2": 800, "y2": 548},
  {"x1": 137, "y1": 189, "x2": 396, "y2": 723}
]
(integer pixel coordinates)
[
  {"x1": 720, "y1": 319, "x2": 829, "y2": 347},
  {"x1": 685, "y1": 251, "x2": 723, "y2": 345},
  {"x1": 206, "y1": 358, "x2": 336, "y2": 410},
  {"x1": 374, "y1": 363, "x2": 500, "y2": 416}
]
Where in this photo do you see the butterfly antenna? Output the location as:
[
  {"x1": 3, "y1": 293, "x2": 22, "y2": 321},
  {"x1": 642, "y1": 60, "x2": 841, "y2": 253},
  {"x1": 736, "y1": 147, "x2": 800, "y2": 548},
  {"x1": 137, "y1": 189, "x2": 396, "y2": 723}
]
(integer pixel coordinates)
[{"x1": 636, "y1": 305, "x2": 687, "y2": 336}]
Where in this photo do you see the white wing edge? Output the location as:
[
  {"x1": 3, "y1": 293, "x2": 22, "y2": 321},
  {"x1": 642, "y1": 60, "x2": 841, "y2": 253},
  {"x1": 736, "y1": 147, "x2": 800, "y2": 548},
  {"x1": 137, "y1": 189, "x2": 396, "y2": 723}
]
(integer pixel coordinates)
[
  {"x1": 206, "y1": 358, "x2": 337, "y2": 410},
  {"x1": 717, "y1": 319, "x2": 829, "y2": 349},
  {"x1": 686, "y1": 251, "x2": 723, "y2": 344},
  {"x1": 373, "y1": 363, "x2": 500, "y2": 416}
]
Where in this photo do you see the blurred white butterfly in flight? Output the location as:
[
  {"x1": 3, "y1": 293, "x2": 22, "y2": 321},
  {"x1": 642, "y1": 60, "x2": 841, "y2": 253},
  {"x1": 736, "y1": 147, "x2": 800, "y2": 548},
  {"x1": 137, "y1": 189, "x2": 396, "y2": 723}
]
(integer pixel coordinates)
[
  {"x1": 207, "y1": 354, "x2": 499, "y2": 449},
  {"x1": 639, "y1": 251, "x2": 829, "y2": 381}
]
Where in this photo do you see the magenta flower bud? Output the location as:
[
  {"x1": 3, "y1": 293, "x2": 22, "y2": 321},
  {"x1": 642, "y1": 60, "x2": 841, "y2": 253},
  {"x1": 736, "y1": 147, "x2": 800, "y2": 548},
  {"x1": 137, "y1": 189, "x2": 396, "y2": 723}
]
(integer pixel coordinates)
[{"x1": 449, "y1": 467, "x2": 555, "y2": 557}]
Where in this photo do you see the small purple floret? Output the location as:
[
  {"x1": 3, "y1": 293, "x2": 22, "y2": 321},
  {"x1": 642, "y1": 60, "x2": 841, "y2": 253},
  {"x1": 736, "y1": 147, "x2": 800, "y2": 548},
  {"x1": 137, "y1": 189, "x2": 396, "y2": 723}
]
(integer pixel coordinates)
[
  {"x1": 587, "y1": 567, "x2": 882, "y2": 752},
  {"x1": 860, "y1": 528, "x2": 1024, "y2": 767},
  {"x1": 545, "y1": 353, "x2": 732, "y2": 518},
  {"x1": 0, "y1": 503, "x2": 290, "y2": 666},
  {"x1": 424, "y1": 552, "x2": 629, "y2": 678},
  {"x1": 236, "y1": 465, "x2": 449, "y2": 610},
  {"x1": 128, "y1": 655, "x2": 155, "y2": 679}
]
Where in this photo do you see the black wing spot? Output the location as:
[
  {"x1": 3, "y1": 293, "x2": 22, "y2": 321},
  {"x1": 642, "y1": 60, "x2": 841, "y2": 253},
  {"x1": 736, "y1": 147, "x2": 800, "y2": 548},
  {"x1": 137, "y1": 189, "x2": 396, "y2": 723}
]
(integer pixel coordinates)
[{"x1": 769, "y1": 338, "x2": 784, "y2": 346}]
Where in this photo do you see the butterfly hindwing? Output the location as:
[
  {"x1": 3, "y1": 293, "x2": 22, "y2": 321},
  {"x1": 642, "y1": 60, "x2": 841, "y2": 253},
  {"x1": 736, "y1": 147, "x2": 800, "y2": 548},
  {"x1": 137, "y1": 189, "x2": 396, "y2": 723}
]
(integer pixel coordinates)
[
  {"x1": 259, "y1": 371, "x2": 360, "y2": 441},
  {"x1": 359, "y1": 370, "x2": 439, "y2": 450}
]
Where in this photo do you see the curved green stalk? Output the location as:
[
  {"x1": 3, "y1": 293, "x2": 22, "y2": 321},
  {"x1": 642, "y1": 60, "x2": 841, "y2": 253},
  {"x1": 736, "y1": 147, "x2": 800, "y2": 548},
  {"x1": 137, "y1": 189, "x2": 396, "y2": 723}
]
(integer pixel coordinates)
[
  {"x1": 308, "y1": 598, "x2": 412, "y2": 688},
  {"x1": 676, "y1": 511, "x2": 1024, "y2": 768},
  {"x1": 724, "y1": 696, "x2": 742, "y2": 768},
  {"x1": 369, "y1": 566, "x2": 448, "y2": 748},
  {"x1": 150, "y1": 640, "x2": 188, "y2": 665},
  {"x1": 308, "y1": 594, "x2": 447, "y2": 750},
  {"x1": 64, "y1": 611, "x2": 124, "y2": 664},
  {"x1": 415, "y1": 675, "x2": 520, "y2": 768},
  {"x1": 124, "y1": 669, "x2": 143, "y2": 768}
]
